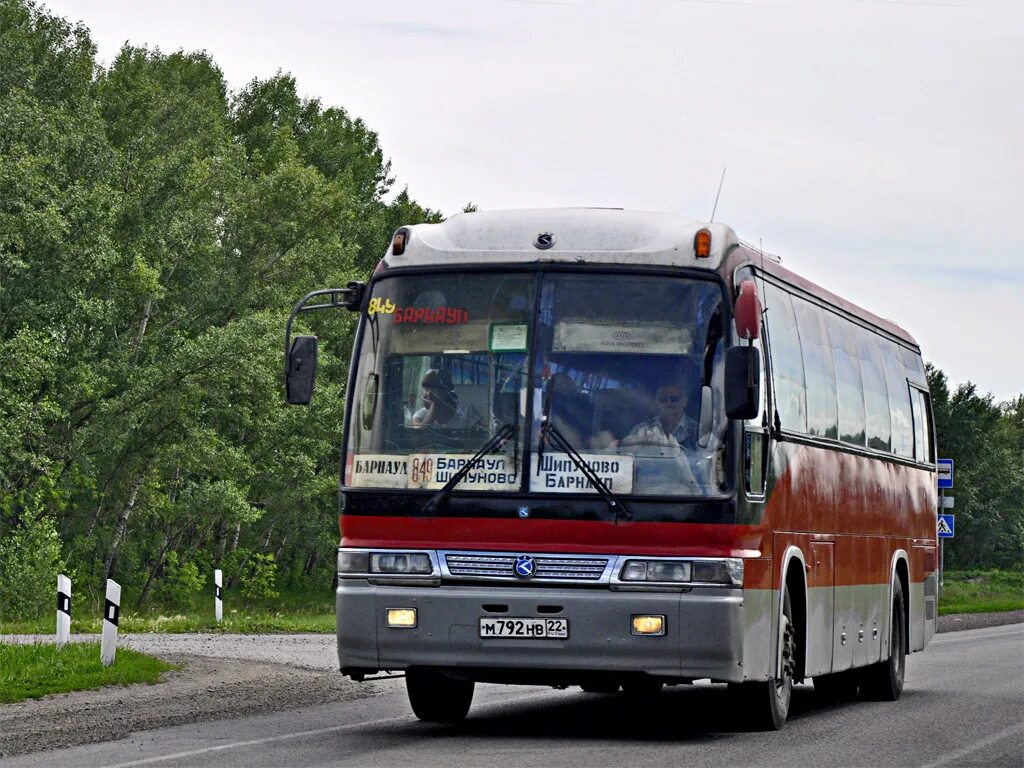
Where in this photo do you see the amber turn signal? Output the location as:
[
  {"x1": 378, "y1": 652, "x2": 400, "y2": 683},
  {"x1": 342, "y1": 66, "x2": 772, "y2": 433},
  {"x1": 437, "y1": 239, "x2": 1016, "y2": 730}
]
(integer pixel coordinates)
[
  {"x1": 631, "y1": 615, "x2": 666, "y2": 636},
  {"x1": 386, "y1": 608, "x2": 417, "y2": 628},
  {"x1": 392, "y1": 228, "x2": 408, "y2": 256},
  {"x1": 694, "y1": 228, "x2": 712, "y2": 258}
]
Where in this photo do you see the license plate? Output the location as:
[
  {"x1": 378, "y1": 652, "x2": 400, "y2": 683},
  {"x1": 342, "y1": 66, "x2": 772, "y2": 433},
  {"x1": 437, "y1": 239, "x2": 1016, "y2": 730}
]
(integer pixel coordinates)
[{"x1": 479, "y1": 617, "x2": 569, "y2": 639}]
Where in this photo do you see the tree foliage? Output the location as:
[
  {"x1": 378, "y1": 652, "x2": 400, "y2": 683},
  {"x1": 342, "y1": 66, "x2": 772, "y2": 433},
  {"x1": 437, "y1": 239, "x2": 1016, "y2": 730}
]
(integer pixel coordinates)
[
  {"x1": 927, "y1": 366, "x2": 1024, "y2": 570},
  {"x1": 0, "y1": 0, "x2": 442, "y2": 607}
]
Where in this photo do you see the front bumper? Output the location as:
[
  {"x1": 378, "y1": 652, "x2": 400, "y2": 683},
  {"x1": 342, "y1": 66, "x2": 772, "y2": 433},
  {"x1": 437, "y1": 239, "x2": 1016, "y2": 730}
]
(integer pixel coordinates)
[{"x1": 336, "y1": 581, "x2": 745, "y2": 683}]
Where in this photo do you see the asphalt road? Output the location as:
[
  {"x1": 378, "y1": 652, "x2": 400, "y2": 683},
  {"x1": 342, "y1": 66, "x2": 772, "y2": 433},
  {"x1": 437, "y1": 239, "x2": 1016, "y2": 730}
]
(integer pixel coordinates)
[{"x1": 4, "y1": 624, "x2": 1022, "y2": 768}]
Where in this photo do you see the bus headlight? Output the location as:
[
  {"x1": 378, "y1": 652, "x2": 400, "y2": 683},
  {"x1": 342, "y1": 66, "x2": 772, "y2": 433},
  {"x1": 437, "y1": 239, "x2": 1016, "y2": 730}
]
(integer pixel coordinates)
[
  {"x1": 337, "y1": 549, "x2": 436, "y2": 577},
  {"x1": 617, "y1": 558, "x2": 743, "y2": 587},
  {"x1": 371, "y1": 552, "x2": 434, "y2": 575}
]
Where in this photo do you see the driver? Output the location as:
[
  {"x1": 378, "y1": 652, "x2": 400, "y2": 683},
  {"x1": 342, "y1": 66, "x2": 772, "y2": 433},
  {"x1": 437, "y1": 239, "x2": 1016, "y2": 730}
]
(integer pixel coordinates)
[
  {"x1": 620, "y1": 380, "x2": 697, "y2": 449},
  {"x1": 412, "y1": 370, "x2": 469, "y2": 428}
]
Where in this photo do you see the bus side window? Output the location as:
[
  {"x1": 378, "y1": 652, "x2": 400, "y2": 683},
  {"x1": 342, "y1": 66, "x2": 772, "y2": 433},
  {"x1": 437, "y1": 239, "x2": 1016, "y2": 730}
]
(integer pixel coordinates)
[
  {"x1": 882, "y1": 342, "x2": 914, "y2": 458},
  {"x1": 911, "y1": 387, "x2": 934, "y2": 463},
  {"x1": 857, "y1": 328, "x2": 891, "y2": 452},
  {"x1": 826, "y1": 312, "x2": 866, "y2": 447},
  {"x1": 763, "y1": 283, "x2": 807, "y2": 434}
]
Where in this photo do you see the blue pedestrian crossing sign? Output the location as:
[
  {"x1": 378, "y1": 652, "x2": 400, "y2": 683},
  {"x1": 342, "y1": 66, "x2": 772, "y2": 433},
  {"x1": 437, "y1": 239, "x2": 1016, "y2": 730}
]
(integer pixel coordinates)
[{"x1": 937, "y1": 514, "x2": 955, "y2": 538}]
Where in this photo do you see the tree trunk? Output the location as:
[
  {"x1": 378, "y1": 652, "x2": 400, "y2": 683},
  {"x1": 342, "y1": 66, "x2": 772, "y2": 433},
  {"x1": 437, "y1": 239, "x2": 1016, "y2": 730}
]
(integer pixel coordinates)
[
  {"x1": 137, "y1": 527, "x2": 180, "y2": 607},
  {"x1": 132, "y1": 295, "x2": 154, "y2": 362},
  {"x1": 102, "y1": 473, "x2": 144, "y2": 583},
  {"x1": 303, "y1": 552, "x2": 318, "y2": 576}
]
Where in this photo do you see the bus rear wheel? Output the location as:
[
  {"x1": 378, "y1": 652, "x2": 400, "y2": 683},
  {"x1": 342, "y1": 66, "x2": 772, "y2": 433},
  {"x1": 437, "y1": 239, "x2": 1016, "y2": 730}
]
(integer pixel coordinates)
[
  {"x1": 861, "y1": 578, "x2": 906, "y2": 701},
  {"x1": 405, "y1": 668, "x2": 475, "y2": 723},
  {"x1": 730, "y1": 585, "x2": 795, "y2": 730}
]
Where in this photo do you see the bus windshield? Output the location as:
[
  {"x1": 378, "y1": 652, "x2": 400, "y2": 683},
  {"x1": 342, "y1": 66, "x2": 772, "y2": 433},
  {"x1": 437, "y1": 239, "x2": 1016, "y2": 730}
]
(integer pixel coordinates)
[{"x1": 345, "y1": 271, "x2": 727, "y2": 497}]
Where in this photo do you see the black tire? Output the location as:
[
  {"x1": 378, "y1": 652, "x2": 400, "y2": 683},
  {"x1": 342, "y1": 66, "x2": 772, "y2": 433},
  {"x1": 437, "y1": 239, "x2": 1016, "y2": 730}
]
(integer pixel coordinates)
[
  {"x1": 405, "y1": 668, "x2": 475, "y2": 723},
  {"x1": 862, "y1": 578, "x2": 906, "y2": 701},
  {"x1": 813, "y1": 669, "x2": 860, "y2": 703},
  {"x1": 730, "y1": 585, "x2": 796, "y2": 730}
]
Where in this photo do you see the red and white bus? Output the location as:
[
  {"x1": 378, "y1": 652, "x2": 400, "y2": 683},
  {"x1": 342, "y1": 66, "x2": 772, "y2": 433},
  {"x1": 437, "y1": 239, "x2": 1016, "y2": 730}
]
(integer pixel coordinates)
[{"x1": 285, "y1": 208, "x2": 937, "y2": 729}]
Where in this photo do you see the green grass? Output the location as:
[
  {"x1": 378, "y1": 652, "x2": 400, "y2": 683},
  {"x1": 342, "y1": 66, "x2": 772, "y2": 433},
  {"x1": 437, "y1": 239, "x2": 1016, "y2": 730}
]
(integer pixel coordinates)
[
  {"x1": 0, "y1": 642, "x2": 177, "y2": 703},
  {"x1": 0, "y1": 583, "x2": 336, "y2": 634},
  {"x1": 939, "y1": 570, "x2": 1024, "y2": 615}
]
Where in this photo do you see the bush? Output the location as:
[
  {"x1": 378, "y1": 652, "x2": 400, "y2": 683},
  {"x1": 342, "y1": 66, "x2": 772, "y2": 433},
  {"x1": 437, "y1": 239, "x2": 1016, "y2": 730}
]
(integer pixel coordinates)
[
  {"x1": 0, "y1": 508, "x2": 67, "y2": 622},
  {"x1": 154, "y1": 552, "x2": 204, "y2": 608},
  {"x1": 228, "y1": 551, "x2": 279, "y2": 601}
]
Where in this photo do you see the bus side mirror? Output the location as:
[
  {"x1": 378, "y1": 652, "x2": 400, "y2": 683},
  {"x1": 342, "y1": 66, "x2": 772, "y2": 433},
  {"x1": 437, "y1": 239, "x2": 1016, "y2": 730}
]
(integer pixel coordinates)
[
  {"x1": 725, "y1": 346, "x2": 760, "y2": 420},
  {"x1": 286, "y1": 335, "x2": 318, "y2": 405}
]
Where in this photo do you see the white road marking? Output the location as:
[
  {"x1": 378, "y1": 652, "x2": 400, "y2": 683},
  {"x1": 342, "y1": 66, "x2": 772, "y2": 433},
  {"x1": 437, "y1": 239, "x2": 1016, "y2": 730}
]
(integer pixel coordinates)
[
  {"x1": 100, "y1": 715, "x2": 410, "y2": 768},
  {"x1": 99, "y1": 689, "x2": 554, "y2": 768},
  {"x1": 917, "y1": 722, "x2": 1024, "y2": 768}
]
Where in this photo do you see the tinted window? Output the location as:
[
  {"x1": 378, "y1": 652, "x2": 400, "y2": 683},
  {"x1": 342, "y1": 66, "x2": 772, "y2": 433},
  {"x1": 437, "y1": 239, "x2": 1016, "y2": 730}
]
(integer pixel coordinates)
[
  {"x1": 794, "y1": 298, "x2": 838, "y2": 439},
  {"x1": 911, "y1": 388, "x2": 934, "y2": 463},
  {"x1": 764, "y1": 283, "x2": 806, "y2": 433},
  {"x1": 857, "y1": 328, "x2": 891, "y2": 452},
  {"x1": 901, "y1": 347, "x2": 927, "y2": 385},
  {"x1": 826, "y1": 313, "x2": 866, "y2": 446},
  {"x1": 883, "y1": 342, "x2": 914, "y2": 457}
]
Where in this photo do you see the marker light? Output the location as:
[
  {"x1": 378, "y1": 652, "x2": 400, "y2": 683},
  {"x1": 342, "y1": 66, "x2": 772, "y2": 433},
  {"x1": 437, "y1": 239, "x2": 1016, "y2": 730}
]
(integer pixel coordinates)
[
  {"x1": 631, "y1": 615, "x2": 665, "y2": 635},
  {"x1": 386, "y1": 608, "x2": 417, "y2": 628},
  {"x1": 694, "y1": 228, "x2": 712, "y2": 258},
  {"x1": 391, "y1": 228, "x2": 408, "y2": 256}
]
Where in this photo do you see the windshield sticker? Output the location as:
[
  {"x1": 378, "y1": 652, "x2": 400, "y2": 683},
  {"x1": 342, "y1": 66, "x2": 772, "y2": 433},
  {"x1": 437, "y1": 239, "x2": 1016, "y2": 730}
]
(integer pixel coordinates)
[
  {"x1": 347, "y1": 453, "x2": 518, "y2": 491},
  {"x1": 347, "y1": 455, "x2": 410, "y2": 489},
  {"x1": 489, "y1": 323, "x2": 528, "y2": 352},
  {"x1": 529, "y1": 453, "x2": 634, "y2": 494},
  {"x1": 367, "y1": 297, "x2": 468, "y2": 325},
  {"x1": 552, "y1": 321, "x2": 693, "y2": 355},
  {"x1": 408, "y1": 454, "x2": 518, "y2": 491}
]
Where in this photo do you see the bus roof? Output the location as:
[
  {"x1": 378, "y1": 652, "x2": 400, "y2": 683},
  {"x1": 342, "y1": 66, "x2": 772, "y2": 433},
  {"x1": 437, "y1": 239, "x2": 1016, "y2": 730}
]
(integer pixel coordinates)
[
  {"x1": 382, "y1": 208, "x2": 918, "y2": 349},
  {"x1": 382, "y1": 208, "x2": 738, "y2": 271}
]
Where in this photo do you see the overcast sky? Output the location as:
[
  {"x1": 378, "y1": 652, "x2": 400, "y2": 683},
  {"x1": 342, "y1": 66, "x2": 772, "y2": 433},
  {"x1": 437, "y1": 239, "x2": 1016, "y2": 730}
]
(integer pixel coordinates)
[{"x1": 45, "y1": 0, "x2": 1024, "y2": 400}]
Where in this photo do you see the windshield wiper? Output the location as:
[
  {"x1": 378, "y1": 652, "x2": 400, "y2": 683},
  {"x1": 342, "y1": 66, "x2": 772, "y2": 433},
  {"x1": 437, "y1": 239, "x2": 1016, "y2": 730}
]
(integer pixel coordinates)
[
  {"x1": 536, "y1": 379, "x2": 631, "y2": 523},
  {"x1": 422, "y1": 423, "x2": 516, "y2": 516}
]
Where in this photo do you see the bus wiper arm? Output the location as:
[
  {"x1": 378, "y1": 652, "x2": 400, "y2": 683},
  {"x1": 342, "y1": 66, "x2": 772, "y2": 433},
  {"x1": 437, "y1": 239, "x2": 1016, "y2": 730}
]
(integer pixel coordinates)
[
  {"x1": 422, "y1": 423, "x2": 517, "y2": 516},
  {"x1": 540, "y1": 419, "x2": 632, "y2": 523}
]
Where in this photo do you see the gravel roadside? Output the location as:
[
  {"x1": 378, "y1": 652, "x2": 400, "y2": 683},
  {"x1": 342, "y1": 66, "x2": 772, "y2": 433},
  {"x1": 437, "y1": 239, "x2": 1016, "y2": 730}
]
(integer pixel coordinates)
[{"x1": 1, "y1": 610, "x2": 1020, "y2": 758}]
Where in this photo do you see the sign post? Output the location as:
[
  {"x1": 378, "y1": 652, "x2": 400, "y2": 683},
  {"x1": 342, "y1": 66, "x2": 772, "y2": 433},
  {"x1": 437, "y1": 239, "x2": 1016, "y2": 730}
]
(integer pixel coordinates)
[
  {"x1": 214, "y1": 568, "x2": 223, "y2": 623},
  {"x1": 56, "y1": 574, "x2": 71, "y2": 649},
  {"x1": 936, "y1": 459, "x2": 954, "y2": 599}
]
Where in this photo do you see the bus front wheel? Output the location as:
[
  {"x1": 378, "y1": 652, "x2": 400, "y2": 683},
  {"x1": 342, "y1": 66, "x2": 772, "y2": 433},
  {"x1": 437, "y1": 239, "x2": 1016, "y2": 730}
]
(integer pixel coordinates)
[
  {"x1": 405, "y1": 667, "x2": 475, "y2": 723},
  {"x1": 730, "y1": 585, "x2": 795, "y2": 730},
  {"x1": 861, "y1": 578, "x2": 906, "y2": 701}
]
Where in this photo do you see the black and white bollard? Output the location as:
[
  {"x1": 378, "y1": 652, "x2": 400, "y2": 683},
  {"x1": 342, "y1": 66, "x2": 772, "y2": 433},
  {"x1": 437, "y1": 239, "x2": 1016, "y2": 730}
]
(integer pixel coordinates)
[
  {"x1": 56, "y1": 574, "x2": 72, "y2": 649},
  {"x1": 214, "y1": 568, "x2": 223, "y2": 622},
  {"x1": 101, "y1": 579, "x2": 120, "y2": 667}
]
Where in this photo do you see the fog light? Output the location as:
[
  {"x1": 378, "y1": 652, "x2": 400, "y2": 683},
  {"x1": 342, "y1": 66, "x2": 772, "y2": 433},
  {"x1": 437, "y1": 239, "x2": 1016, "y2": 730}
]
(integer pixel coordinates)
[
  {"x1": 386, "y1": 608, "x2": 417, "y2": 628},
  {"x1": 631, "y1": 615, "x2": 665, "y2": 636}
]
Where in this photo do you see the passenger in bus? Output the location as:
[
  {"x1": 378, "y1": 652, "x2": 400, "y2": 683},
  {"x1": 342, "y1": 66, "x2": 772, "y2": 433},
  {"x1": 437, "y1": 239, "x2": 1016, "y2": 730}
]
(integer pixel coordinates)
[
  {"x1": 620, "y1": 380, "x2": 697, "y2": 450},
  {"x1": 412, "y1": 370, "x2": 470, "y2": 428}
]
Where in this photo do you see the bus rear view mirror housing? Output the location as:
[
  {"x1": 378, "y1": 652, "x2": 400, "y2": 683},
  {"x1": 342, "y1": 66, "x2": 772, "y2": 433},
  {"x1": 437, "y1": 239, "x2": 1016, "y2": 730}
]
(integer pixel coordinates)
[
  {"x1": 283, "y1": 284, "x2": 366, "y2": 406},
  {"x1": 734, "y1": 279, "x2": 762, "y2": 341},
  {"x1": 286, "y1": 335, "x2": 318, "y2": 405},
  {"x1": 725, "y1": 346, "x2": 760, "y2": 420}
]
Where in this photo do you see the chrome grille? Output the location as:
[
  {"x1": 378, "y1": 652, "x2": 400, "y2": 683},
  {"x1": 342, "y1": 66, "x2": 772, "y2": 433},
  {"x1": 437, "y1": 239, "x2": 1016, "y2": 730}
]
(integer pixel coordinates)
[{"x1": 443, "y1": 551, "x2": 610, "y2": 583}]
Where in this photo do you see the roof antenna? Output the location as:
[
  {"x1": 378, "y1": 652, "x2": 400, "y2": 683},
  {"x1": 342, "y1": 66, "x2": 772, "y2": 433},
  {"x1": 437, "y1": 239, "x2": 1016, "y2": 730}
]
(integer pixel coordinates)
[{"x1": 710, "y1": 166, "x2": 727, "y2": 222}]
